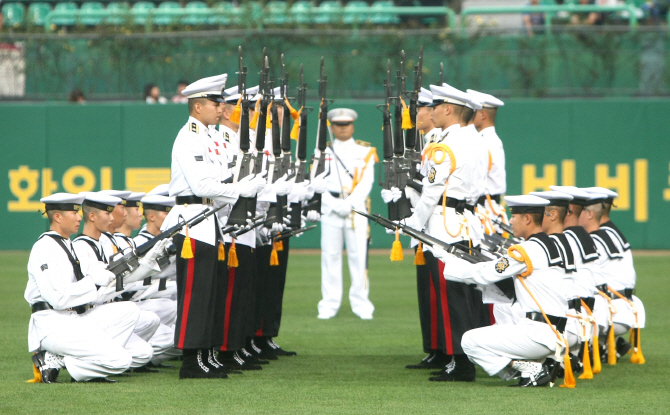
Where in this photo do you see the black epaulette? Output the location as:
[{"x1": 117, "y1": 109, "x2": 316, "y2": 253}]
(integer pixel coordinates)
[
  {"x1": 600, "y1": 220, "x2": 630, "y2": 251},
  {"x1": 564, "y1": 226, "x2": 599, "y2": 263},
  {"x1": 528, "y1": 232, "x2": 562, "y2": 267},
  {"x1": 590, "y1": 229, "x2": 624, "y2": 259},
  {"x1": 550, "y1": 233, "x2": 576, "y2": 273}
]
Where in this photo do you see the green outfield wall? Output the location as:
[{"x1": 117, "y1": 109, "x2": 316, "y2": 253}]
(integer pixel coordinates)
[{"x1": 2, "y1": 98, "x2": 669, "y2": 250}]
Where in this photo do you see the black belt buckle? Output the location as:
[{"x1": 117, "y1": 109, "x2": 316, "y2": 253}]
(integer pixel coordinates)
[
  {"x1": 526, "y1": 312, "x2": 567, "y2": 332},
  {"x1": 31, "y1": 301, "x2": 53, "y2": 313}
]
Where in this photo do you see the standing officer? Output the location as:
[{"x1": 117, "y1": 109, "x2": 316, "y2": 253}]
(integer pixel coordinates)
[
  {"x1": 318, "y1": 108, "x2": 377, "y2": 320},
  {"x1": 161, "y1": 74, "x2": 262, "y2": 379}
]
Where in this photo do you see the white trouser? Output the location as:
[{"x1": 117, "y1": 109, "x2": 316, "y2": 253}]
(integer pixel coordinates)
[
  {"x1": 39, "y1": 302, "x2": 139, "y2": 381},
  {"x1": 137, "y1": 299, "x2": 177, "y2": 328},
  {"x1": 125, "y1": 333, "x2": 154, "y2": 368},
  {"x1": 124, "y1": 309, "x2": 160, "y2": 368},
  {"x1": 135, "y1": 310, "x2": 160, "y2": 341},
  {"x1": 612, "y1": 296, "x2": 646, "y2": 330},
  {"x1": 318, "y1": 214, "x2": 374, "y2": 318},
  {"x1": 461, "y1": 319, "x2": 557, "y2": 377},
  {"x1": 493, "y1": 303, "x2": 524, "y2": 326},
  {"x1": 136, "y1": 299, "x2": 178, "y2": 364}
]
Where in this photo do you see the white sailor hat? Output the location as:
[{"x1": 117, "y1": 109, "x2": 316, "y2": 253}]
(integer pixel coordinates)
[
  {"x1": 246, "y1": 85, "x2": 262, "y2": 103},
  {"x1": 549, "y1": 186, "x2": 591, "y2": 206},
  {"x1": 463, "y1": 92, "x2": 483, "y2": 110},
  {"x1": 147, "y1": 184, "x2": 170, "y2": 197},
  {"x1": 582, "y1": 192, "x2": 609, "y2": 206},
  {"x1": 466, "y1": 89, "x2": 505, "y2": 108},
  {"x1": 80, "y1": 192, "x2": 122, "y2": 212},
  {"x1": 140, "y1": 195, "x2": 175, "y2": 212},
  {"x1": 222, "y1": 85, "x2": 242, "y2": 103},
  {"x1": 417, "y1": 87, "x2": 433, "y2": 107},
  {"x1": 41, "y1": 192, "x2": 85, "y2": 212},
  {"x1": 504, "y1": 195, "x2": 550, "y2": 214},
  {"x1": 270, "y1": 86, "x2": 284, "y2": 102},
  {"x1": 125, "y1": 192, "x2": 145, "y2": 208},
  {"x1": 582, "y1": 187, "x2": 618, "y2": 202},
  {"x1": 429, "y1": 83, "x2": 470, "y2": 107},
  {"x1": 99, "y1": 190, "x2": 132, "y2": 206},
  {"x1": 529, "y1": 190, "x2": 573, "y2": 207},
  {"x1": 181, "y1": 74, "x2": 227, "y2": 102},
  {"x1": 327, "y1": 108, "x2": 358, "y2": 124}
]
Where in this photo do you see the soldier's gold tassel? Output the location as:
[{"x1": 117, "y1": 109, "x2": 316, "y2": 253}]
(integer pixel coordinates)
[
  {"x1": 270, "y1": 241, "x2": 279, "y2": 266},
  {"x1": 228, "y1": 239, "x2": 239, "y2": 268},
  {"x1": 578, "y1": 341, "x2": 593, "y2": 379},
  {"x1": 181, "y1": 224, "x2": 194, "y2": 259},
  {"x1": 414, "y1": 242, "x2": 426, "y2": 265},
  {"x1": 230, "y1": 96, "x2": 242, "y2": 124},
  {"x1": 218, "y1": 241, "x2": 226, "y2": 261},
  {"x1": 390, "y1": 228, "x2": 403, "y2": 262}
]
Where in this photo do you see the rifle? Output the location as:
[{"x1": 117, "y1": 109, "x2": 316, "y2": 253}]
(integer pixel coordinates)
[
  {"x1": 404, "y1": 47, "x2": 423, "y2": 180},
  {"x1": 266, "y1": 73, "x2": 287, "y2": 226},
  {"x1": 378, "y1": 59, "x2": 412, "y2": 221},
  {"x1": 252, "y1": 52, "x2": 270, "y2": 175},
  {"x1": 289, "y1": 64, "x2": 313, "y2": 229},
  {"x1": 272, "y1": 224, "x2": 317, "y2": 241},
  {"x1": 228, "y1": 46, "x2": 256, "y2": 226},
  {"x1": 306, "y1": 56, "x2": 329, "y2": 215},
  {"x1": 107, "y1": 204, "x2": 226, "y2": 291},
  {"x1": 353, "y1": 209, "x2": 492, "y2": 264},
  {"x1": 491, "y1": 216, "x2": 515, "y2": 237}
]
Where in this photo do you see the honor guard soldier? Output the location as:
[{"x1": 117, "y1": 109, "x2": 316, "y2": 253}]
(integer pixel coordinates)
[
  {"x1": 162, "y1": 74, "x2": 263, "y2": 379},
  {"x1": 467, "y1": 89, "x2": 508, "y2": 231},
  {"x1": 578, "y1": 191, "x2": 645, "y2": 364},
  {"x1": 404, "y1": 84, "x2": 477, "y2": 381},
  {"x1": 27, "y1": 193, "x2": 138, "y2": 383},
  {"x1": 432, "y1": 195, "x2": 572, "y2": 387},
  {"x1": 318, "y1": 108, "x2": 377, "y2": 320},
  {"x1": 416, "y1": 87, "x2": 440, "y2": 146},
  {"x1": 114, "y1": 192, "x2": 145, "y2": 245},
  {"x1": 73, "y1": 192, "x2": 164, "y2": 372}
]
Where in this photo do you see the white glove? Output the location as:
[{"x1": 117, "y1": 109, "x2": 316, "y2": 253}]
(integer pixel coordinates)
[
  {"x1": 90, "y1": 269, "x2": 115, "y2": 287},
  {"x1": 142, "y1": 239, "x2": 171, "y2": 264},
  {"x1": 271, "y1": 222, "x2": 284, "y2": 233},
  {"x1": 381, "y1": 187, "x2": 403, "y2": 204},
  {"x1": 310, "y1": 171, "x2": 328, "y2": 194},
  {"x1": 251, "y1": 175, "x2": 267, "y2": 195},
  {"x1": 305, "y1": 210, "x2": 321, "y2": 222},
  {"x1": 237, "y1": 175, "x2": 256, "y2": 198},
  {"x1": 334, "y1": 199, "x2": 353, "y2": 218},
  {"x1": 430, "y1": 246, "x2": 449, "y2": 261},
  {"x1": 289, "y1": 181, "x2": 310, "y2": 202},
  {"x1": 273, "y1": 174, "x2": 292, "y2": 196},
  {"x1": 257, "y1": 227, "x2": 271, "y2": 245}
]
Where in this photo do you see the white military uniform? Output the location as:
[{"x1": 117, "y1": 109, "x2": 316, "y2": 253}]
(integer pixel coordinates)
[
  {"x1": 26, "y1": 230, "x2": 136, "y2": 381},
  {"x1": 434, "y1": 232, "x2": 570, "y2": 378},
  {"x1": 319, "y1": 129, "x2": 376, "y2": 320}
]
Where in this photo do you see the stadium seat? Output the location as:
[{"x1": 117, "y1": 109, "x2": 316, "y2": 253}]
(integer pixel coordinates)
[
  {"x1": 209, "y1": 2, "x2": 234, "y2": 25},
  {"x1": 314, "y1": 1, "x2": 342, "y2": 24},
  {"x1": 370, "y1": 0, "x2": 398, "y2": 24},
  {"x1": 132, "y1": 1, "x2": 156, "y2": 25},
  {"x1": 182, "y1": 1, "x2": 208, "y2": 25},
  {"x1": 291, "y1": 1, "x2": 314, "y2": 25},
  {"x1": 239, "y1": 1, "x2": 264, "y2": 25},
  {"x1": 266, "y1": 1, "x2": 289, "y2": 25},
  {"x1": 50, "y1": 2, "x2": 78, "y2": 26},
  {"x1": 2, "y1": 3, "x2": 26, "y2": 28},
  {"x1": 79, "y1": 2, "x2": 104, "y2": 26},
  {"x1": 343, "y1": 1, "x2": 370, "y2": 24},
  {"x1": 154, "y1": 1, "x2": 182, "y2": 26},
  {"x1": 27, "y1": 3, "x2": 52, "y2": 26},
  {"x1": 104, "y1": 2, "x2": 131, "y2": 25}
]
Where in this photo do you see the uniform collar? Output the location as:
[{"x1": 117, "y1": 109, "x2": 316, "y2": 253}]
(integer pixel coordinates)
[
  {"x1": 438, "y1": 123, "x2": 460, "y2": 141},
  {"x1": 188, "y1": 116, "x2": 208, "y2": 135},
  {"x1": 480, "y1": 126, "x2": 496, "y2": 135},
  {"x1": 333, "y1": 137, "x2": 354, "y2": 147}
]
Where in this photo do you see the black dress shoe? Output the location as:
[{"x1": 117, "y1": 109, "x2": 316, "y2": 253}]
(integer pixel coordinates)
[
  {"x1": 219, "y1": 352, "x2": 262, "y2": 371},
  {"x1": 267, "y1": 338, "x2": 297, "y2": 356},
  {"x1": 71, "y1": 377, "x2": 117, "y2": 383},
  {"x1": 406, "y1": 352, "x2": 444, "y2": 370},
  {"x1": 510, "y1": 366, "x2": 551, "y2": 387},
  {"x1": 32, "y1": 351, "x2": 62, "y2": 384},
  {"x1": 429, "y1": 356, "x2": 475, "y2": 382},
  {"x1": 131, "y1": 365, "x2": 161, "y2": 373},
  {"x1": 206, "y1": 349, "x2": 239, "y2": 377},
  {"x1": 616, "y1": 336, "x2": 632, "y2": 359},
  {"x1": 179, "y1": 349, "x2": 227, "y2": 379},
  {"x1": 240, "y1": 349, "x2": 269, "y2": 365}
]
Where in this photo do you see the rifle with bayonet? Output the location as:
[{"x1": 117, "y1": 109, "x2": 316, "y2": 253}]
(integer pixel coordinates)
[
  {"x1": 272, "y1": 224, "x2": 317, "y2": 242},
  {"x1": 404, "y1": 47, "x2": 423, "y2": 180},
  {"x1": 378, "y1": 59, "x2": 412, "y2": 221},
  {"x1": 252, "y1": 52, "x2": 270, "y2": 175},
  {"x1": 353, "y1": 209, "x2": 492, "y2": 264},
  {"x1": 306, "y1": 56, "x2": 328, "y2": 215},
  {"x1": 228, "y1": 46, "x2": 256, "y2": 226},
  {"x1": 289, "y1": 64, "x2": 314, "y2": 229},
  {"x1": 266, "y1": 73, "x2": 286, "y2": 226},
  {"x1": 107, "y1": 204, "x2": 227, "y2": 291}
]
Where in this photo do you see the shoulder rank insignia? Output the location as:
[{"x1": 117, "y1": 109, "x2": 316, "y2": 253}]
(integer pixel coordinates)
[
  {"x1": 495, "y1": 257, "x2": 509, "y2": 273},
  {"x1": 355, "y1": 140, "x2": 371, "y2": 147},
  {"x1": 40, "y1": 264, "x2": 48, "y2": 271},
  {"x1": 428, "y1": 167, "x2": 436, "y2": 183},
  {"x1": 190, "y1": 123, "x2": 199, "y2": 134},
  {"x1": 224, "y1": 132, "x2": 230, "y2": 142}
]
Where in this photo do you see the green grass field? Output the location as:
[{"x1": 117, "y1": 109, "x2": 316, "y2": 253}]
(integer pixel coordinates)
[{"x1": 1, "y1": 250, "x2": 669, "y2": 414}]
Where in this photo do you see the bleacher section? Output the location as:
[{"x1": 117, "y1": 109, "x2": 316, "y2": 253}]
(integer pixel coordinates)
[{"x1": 0, "y1": 1, "x2": 659, "y2": 31}]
